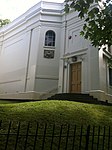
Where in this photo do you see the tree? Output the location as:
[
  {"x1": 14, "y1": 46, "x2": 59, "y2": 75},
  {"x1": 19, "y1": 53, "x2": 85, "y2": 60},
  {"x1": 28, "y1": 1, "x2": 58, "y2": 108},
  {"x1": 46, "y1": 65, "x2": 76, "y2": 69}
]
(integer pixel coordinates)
[
  {"x1": 65, "y1": 0, "x2": 112, "y2": 66},
  {"x1": 65, "y1": 0, "x2": 112, "y2": 49},
  {"x1": 0, "y1": 19, "x2": 10, "y2": 27}
]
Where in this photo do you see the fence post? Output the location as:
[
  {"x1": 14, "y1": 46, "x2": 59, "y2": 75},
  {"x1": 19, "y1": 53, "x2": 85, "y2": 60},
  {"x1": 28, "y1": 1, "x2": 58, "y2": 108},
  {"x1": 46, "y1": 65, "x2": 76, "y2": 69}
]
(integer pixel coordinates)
[
  {"x1": 102, "y1": 126, "x2": 106, "y2": 150},
  {"x1": 15, "y1": 122, "x2": 20, "y2": 150},
  {"x1": 85, "y1": 125, "x2": 90, "y2": 150},
  {"x1": 24, "y1": 122, "x2": 30, "y2": 150},
  {"x1": 5, "y1": 121, "x2": 12, "y2": 150},
  {"x1": 33, "y1": 122, "x2": 39, "y2": 150},
  {"x1": 72, "y1": 125, "x2": 76, "y2": 150},
  {"x1": 91, "y1": 126, "x2": 95, "y2": 150},
  {"x1": 50, "y1": 124, "x2": 55, "y2": 150},
  {"x1": 42, "y1": 123, "x2": 47, "y2": 150},
  {"x1": 58, "y1": 124, "x2": 63, "y2": 150},
  {"x1": 97, "y1": 126, "x2": 100, "y2": 150},
  {"x1": 65, "y1": 124, "x2": 70, "y2": 150},
  {"x1": 79, "y1": 125, "x2": 83, "y2": 150},
  {"x1": 108, "y1": 126, "x2": 110, "y2": 150}
]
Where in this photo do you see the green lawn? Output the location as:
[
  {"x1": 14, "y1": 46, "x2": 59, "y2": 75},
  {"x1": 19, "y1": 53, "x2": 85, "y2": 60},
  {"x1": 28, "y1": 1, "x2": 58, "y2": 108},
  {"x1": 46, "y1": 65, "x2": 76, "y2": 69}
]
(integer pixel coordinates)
[
  {"x1": 0, "y1": 100, "x2": 112, "y2": 149},
  {"x1": 0, "y1": 100, "x2": 112, "y2": 125}
]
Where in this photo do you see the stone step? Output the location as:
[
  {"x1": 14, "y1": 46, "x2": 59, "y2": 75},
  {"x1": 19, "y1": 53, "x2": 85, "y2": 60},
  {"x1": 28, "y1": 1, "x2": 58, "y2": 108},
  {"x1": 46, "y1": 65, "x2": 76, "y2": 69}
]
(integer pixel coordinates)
[
  {"x1": 47, "y1": 93, "x2": 100, "y2": 104},
  {"x1": 47, "y1": 93, "x2": 112, "y2": 106}
]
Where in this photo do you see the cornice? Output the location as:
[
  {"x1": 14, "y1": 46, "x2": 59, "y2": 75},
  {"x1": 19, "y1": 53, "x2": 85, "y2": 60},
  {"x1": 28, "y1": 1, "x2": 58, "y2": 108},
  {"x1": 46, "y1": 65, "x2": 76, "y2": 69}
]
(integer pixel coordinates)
[{"x1": 0, "y1": 1, "x2": 64, "y2": 36}]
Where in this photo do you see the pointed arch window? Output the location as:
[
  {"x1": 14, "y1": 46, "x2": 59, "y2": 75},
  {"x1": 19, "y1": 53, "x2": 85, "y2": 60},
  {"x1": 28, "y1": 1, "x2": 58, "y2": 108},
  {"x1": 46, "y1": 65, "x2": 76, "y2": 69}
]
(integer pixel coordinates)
[{"x1": 45, "y1": 30, "x2": 55, "y2": 47}]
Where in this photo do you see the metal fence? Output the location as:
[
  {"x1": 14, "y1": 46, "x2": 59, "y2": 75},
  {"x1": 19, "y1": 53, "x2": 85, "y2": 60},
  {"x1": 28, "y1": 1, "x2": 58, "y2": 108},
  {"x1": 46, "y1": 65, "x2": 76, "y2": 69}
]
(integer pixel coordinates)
[{"x1": 0, "y1": 120, "x2": 112, "y2": 150}]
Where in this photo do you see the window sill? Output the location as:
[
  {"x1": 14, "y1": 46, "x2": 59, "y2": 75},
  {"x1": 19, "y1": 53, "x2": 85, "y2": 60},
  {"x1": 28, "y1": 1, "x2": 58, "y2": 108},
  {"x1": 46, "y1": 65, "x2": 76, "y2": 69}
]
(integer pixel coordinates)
[{"x1": 44, "y1": 46, "x2": 55, "y2": 49}]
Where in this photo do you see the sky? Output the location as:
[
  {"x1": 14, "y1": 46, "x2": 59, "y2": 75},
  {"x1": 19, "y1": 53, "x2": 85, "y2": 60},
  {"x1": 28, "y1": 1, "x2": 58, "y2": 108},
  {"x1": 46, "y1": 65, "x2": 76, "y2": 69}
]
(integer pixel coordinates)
[{"x1": 0, "y1": 0, "x2": 64, "y2": 21}]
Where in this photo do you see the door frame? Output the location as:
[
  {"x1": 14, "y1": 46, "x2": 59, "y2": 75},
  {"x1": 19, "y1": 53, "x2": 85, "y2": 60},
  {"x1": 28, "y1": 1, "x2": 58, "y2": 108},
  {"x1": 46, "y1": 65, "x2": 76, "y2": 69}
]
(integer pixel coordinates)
[{"x1": 69, "y1": 62, "x2": 82, "y2": 93}]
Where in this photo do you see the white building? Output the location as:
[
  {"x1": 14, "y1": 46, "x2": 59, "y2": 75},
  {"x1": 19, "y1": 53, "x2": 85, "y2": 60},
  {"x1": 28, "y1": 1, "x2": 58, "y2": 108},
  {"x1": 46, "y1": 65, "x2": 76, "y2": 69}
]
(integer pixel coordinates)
[{"x1": 0, "y1": 1, "x2": 112, "y2": 101}]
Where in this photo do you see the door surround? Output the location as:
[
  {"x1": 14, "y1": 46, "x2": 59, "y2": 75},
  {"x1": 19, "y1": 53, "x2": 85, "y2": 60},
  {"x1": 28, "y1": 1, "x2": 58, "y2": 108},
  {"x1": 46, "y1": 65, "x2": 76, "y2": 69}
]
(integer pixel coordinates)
[{"x1": 70, "y1": 62, "x2": 82, "y2": 93}]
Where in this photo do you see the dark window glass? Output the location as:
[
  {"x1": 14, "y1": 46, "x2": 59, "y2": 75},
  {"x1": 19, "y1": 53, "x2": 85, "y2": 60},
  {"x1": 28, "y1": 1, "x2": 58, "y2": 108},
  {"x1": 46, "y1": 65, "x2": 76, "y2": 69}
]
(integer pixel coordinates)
[
  {"x1": 45, "y1": 30, "x2": 55, "y2": 47},
  {"x1": 109, "y1": 68, "x2": 112, "y2": 86}
]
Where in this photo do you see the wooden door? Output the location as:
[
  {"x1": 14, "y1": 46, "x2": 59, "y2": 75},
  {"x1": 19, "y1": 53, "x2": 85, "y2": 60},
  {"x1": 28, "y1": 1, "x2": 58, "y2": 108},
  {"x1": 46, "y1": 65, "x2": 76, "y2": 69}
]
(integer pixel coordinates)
[{"x1": 70, "y1": 62, "x2": 81, "y2": 93}]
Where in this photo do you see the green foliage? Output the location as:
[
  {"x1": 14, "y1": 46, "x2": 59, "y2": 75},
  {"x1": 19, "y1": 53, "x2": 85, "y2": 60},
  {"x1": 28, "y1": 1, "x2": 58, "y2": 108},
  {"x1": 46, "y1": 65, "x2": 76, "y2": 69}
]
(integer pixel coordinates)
[
  {"x1": 0, "y1": 19, "x2": 10, "y2": 27},
  {"x1": 64, "y1": 0, "x2": 112, "y2": 48},
  {"x1": 0, "y1": 100, "x2": 112, "y2": 125}
]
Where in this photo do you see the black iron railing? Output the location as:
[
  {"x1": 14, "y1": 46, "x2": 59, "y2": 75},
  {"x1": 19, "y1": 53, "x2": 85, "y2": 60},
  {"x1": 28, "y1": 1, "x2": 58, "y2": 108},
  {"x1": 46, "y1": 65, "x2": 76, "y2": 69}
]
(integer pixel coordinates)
[{"x1": 0, "y1": 120, "x2": 112, "y2": 150}]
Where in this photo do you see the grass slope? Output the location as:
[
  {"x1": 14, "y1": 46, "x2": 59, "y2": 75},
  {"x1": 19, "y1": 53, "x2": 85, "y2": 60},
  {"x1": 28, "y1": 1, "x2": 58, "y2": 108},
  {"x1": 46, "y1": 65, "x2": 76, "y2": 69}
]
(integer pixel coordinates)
[
  {"x1": 0, "y1": 100, "x2": 112, "y2": 126},
  {"x1": 0, "y1": 100, "x2": 112, "y2": 149}
]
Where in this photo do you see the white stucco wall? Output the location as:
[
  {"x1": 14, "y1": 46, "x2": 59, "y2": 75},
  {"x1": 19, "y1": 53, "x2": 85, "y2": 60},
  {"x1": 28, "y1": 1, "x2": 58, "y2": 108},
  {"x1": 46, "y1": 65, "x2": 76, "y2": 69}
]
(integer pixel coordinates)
[
  {"x1": 58, "y1": 10, "x2": 112, "y2": 101},
  {"x1": 35, "y1": 25, "x2": 61, "y2": 92},
  {"x1": 0, "y1": 1, "x2": 62, "y2": 99},
  {"x1": 0, "y1": 30, "x2": 29, "y2": 93},
  {"x1": 0, "y1": 1, "x2": 111, "y2": 101},
  {"x1": 58, "y1": 11, "x2": 92, "y2": 94}
]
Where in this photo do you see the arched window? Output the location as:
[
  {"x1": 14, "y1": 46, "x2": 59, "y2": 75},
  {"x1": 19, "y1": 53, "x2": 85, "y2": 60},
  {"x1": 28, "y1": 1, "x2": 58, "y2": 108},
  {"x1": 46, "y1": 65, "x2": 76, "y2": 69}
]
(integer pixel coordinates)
[{"x1": 45, "y1": 30, "x2": 55, "y2": 47}]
